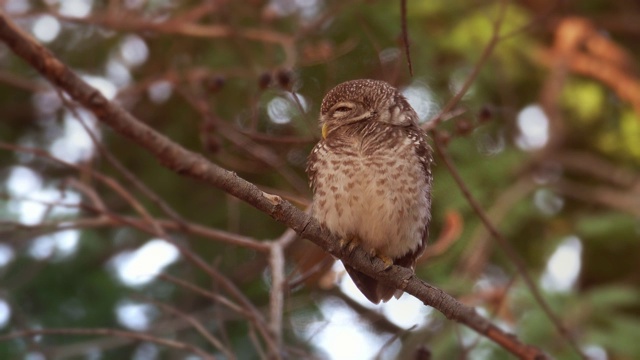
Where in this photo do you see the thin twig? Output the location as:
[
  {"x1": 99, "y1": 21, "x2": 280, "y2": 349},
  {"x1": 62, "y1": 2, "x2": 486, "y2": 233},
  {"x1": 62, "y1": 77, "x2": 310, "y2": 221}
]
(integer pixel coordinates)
[
  {"x1": 176, "y1": 87, "x2": 309, "y2": 194},
  {"x1": 268, "y1": 227, "x2": 299, "y2": 351},
  {"x1": 433, "y1": 136, "x2": 586, "y2": 359},
  {"x1": 427, "y1": 0, "x2": 509, "y2": 129},
  {"x1": 142, "y1": 297, "x2": 235, "y2": 359},
  {"x1": 58, "y1": 92, "x2": 190, "y2": 228},
  {"x1": 415, "y1": 0, "x2": 587, "y2": 356},
  {"x1": 159, "y1": 274, "x2": 249, "y2": 316},
  {"x1": 0, "y1": 141, "x2": 279, "y2": 354},
  {"x1": 269, "y1": 242, "x2": 285, "y2": 352},
  {"x1": 53, "y1": 13, "x2": 297, "y2": 67},
  {"x1": 0, "y1": 142, "x2": 271, "y2": 252},
  {"x1": 375, "y1": 324, "x2": 417, "y2": 360},
  {"x1": 400, "y1": 0, "x2": 413, "y2": 76},
  {"x1": 455, "y1": 176, "x2": 537, "y2": 277},
  {"x1": 0, "y1": 328, "x2": 216, "y2": 360}
]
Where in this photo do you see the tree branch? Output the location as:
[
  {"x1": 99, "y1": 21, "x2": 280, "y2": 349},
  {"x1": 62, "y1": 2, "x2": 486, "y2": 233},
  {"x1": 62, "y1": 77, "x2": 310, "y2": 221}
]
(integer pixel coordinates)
[
  {"x1": 0, "y1": 12, "x2": 547, "y2": 360},
  {"x1": 0, "y1": 328, "x2": 216, "y2": 360}
]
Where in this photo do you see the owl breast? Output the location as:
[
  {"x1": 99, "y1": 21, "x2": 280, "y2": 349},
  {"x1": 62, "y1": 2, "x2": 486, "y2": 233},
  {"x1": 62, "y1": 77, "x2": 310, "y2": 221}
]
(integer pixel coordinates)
[{"x1": 311, "y1": 135, "x2": 430, "y2": 259}]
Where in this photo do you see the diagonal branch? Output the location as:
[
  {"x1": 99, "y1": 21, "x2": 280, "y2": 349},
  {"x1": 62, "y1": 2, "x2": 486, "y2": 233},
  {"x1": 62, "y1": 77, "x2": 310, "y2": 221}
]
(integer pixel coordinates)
[
  {"x1": 0, "y1": 328, "x2": 216, "y2": 360},
  {"x1": 0, "y1": 12, "x2": 546, "y2": 360}
]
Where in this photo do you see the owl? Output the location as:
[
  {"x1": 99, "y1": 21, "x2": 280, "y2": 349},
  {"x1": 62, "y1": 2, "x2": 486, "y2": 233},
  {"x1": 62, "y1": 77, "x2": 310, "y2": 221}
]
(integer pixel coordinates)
[{"x1": 307, "y1": 79, "x2": 432, "y2": 304}]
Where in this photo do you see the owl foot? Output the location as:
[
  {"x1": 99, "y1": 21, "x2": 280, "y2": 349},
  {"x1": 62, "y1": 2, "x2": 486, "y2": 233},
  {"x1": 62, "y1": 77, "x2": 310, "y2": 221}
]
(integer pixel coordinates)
[
  {"x1": 369, "y1": 249, "x2": 394, "y2": 270},
  {"x1": 338, "y1": 237, "x2": 359, "y2": 254}
]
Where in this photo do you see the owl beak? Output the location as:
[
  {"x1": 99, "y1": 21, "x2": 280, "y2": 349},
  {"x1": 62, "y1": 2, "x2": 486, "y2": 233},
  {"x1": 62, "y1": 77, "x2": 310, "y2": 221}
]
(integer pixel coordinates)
[{"x1": 321, "y1": 123, "x2": 328, "y2": 139}]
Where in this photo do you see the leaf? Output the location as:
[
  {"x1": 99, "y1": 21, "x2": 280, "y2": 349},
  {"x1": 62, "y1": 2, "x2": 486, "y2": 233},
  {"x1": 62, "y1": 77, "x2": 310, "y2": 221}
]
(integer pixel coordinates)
[
  {"x1": 585, "y1": 286, "x2": 640, "y2": 311},
  {"x1": 562, "y1": 80, "x2": 606, "y2": 124},
  {"x1": 576, "y1": 213, "x2": 638, "y2": 243}
]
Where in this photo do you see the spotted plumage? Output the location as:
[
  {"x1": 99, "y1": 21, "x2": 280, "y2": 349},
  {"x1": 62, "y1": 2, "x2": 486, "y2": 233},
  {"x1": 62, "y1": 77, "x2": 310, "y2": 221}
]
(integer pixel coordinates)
[{"x1": 307, "y1": 79, "x2": 433, "y2": 304}]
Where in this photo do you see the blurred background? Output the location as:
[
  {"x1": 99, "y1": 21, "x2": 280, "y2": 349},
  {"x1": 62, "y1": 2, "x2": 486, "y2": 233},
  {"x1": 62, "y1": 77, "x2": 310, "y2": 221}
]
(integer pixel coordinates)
[{"x1": 1, "y1": 0, "x2": 639, "y2": 359}]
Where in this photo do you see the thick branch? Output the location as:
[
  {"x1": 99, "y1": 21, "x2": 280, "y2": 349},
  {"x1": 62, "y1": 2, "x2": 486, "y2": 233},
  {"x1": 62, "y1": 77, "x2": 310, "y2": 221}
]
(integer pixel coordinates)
[{"x1": 0, "y1": 13, "x2": 546, "y2": 360}]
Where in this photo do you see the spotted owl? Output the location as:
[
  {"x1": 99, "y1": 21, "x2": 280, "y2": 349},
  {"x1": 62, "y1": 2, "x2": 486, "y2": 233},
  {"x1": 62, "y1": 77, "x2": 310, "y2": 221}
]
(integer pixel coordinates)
[{"x1": 307, "y1": 79, "x2": 433, "y2": 304}]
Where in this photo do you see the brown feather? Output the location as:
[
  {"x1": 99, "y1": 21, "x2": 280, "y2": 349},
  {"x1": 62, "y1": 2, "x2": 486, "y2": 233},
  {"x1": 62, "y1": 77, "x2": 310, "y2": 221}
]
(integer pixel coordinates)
[{"x1": 344, "y1": 265, "x2": 397, "y2": 304}]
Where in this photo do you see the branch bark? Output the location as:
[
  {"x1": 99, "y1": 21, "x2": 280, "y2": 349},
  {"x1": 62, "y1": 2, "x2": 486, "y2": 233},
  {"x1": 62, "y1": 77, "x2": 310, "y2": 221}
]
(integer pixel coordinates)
[{"x1": 0, "y1": 12, "x2": 547, "y2": 360}]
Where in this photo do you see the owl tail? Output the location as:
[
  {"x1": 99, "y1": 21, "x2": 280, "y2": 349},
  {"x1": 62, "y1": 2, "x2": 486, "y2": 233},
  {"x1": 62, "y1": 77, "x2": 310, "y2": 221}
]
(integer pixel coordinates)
[{"x1": 343, "y1": 264, "x2": 401, "y2": 304}]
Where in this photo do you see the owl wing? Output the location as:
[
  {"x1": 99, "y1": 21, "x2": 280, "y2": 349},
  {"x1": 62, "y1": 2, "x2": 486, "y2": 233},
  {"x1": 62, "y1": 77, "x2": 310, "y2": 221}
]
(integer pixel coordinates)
[
  {"x1": 306, "y1": 141, "x2": 325, "y2": 192},
  {"x1": 344, "y1": 264, "x2": 397, "y2": 303},
  {"x1": 395, "y1": 126, "x2": 432, "y2": 270}
]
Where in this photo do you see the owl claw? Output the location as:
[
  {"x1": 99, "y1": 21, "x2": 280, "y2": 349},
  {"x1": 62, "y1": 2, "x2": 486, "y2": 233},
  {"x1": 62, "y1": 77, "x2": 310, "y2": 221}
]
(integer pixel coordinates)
[
  {"x1": 339, "y1": 237, "x2": 358, "y2": 254},
  {"x1": 369, "y1": 249, "x2": 394, "y2": 270},
  {"x1": 339, "y1": 238, "x2": 393, "y2": 269},
  {"x1": 378, "y1": 254, "x2": 394, "y2": 270}
]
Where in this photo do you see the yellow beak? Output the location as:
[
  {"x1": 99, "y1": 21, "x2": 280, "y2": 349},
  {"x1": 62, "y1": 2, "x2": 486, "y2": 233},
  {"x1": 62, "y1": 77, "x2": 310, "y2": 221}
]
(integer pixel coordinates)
[{"x1": 321, "y1": 123, "x2": 328, "y2": 139}]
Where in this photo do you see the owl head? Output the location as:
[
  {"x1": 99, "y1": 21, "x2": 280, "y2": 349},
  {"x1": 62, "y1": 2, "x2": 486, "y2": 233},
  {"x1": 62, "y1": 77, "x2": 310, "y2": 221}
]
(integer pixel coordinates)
[{"x1": 319, "y1": 79, "x2": 417, "y2": 139}]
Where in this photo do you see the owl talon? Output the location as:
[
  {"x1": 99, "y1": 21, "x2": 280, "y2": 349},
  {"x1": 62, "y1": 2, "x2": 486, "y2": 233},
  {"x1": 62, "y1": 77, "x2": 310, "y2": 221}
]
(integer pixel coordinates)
[
  {"x1": 339, "y1": 237, "x2": 358, "y2": 254},
  {"x1": 378, "y1": 254, "x2": 394, "y2": 270},
  {"x1": 369, "y1": 249, "x2": 394, "y2": 270}
]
